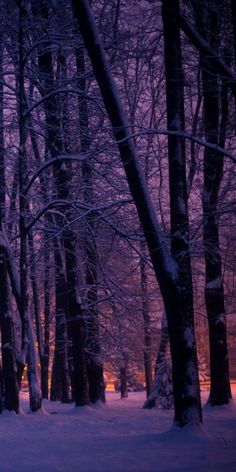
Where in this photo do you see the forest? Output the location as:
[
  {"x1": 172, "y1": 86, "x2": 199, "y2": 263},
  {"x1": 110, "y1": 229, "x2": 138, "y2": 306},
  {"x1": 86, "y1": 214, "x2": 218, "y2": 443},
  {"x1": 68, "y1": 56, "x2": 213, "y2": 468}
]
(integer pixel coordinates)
[{"x1": 0, "y1": 0, "x2": 235, "y2": 439}]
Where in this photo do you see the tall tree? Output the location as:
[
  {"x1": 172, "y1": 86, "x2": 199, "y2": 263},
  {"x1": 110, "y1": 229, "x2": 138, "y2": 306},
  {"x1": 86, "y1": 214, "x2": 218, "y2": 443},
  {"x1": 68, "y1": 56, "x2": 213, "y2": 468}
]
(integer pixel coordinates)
[
  {"x1": 161, "y1": 0, "x2": 201, "y2": 420},
  {"x1": 31, "y1": 1, "x2": 89, "y2": 406},
  {"x1": 17, "y1": 0, "x2": 42, "y2": 412},
  {"x1": 194, "y1": 0, "x2": 231, "y2": 405},
  {"x1": 76, "y1": 45, "x2": 105, "y2": 404},
  {"x1": 0, "y1": 27, "x2": 19, "y2": 413},
  {"x1": 140, "y1": 242, "x2": 153, "y2": 398},
  {"x1": 73, "y1": 0, "x2": 202, "y2": 426}
]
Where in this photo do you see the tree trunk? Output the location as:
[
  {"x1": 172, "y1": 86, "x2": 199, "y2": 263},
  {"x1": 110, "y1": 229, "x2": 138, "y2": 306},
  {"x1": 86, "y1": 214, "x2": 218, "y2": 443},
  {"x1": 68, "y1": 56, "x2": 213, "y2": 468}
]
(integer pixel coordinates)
[
  {"x1": 53, "y1": 244, "x2": 71, "y2": 403},
  {"x1": 120, "y1": 352, "x2": 128, "y2": 399},
  {"x1": 231, "y1": 0, "x2": 236, "y2": 118},
  {"x1": 0, "y1": 257, "x2": 19, "y2": 413},
  {"x1": 28, "y1": 231, "x2": 50, "y2": 399},
  {"x1": 50, "y1": 353, "x2": 62, "y2": 402},
  {"x1": 17, "y1": 1, "x2": 42, "y2": 412},
  {"x1": 120, "y1": 368, "x2": 128, "y2": 399},
  {"x1": 144, "y1": 312, "x2": 172, "y2": 410},
  {"x1": 73, "y1": 0, "x2": 202, "y2": 426},
  {"x1": 162, "y1": 0, "x2": 202, "y2": 425},
  {"x1": 63, "y1": 231, "x2": 89, "y2": 406},
  {"x1": 140, "y1": 241, "x2": 152, "y2": 398},
  {"x1": 41, "y1": 250, "x2": 51, "y2": 399},
  {"x1": 76, "y1": 47, "x2": 105, "y2": 404},
  {"x1": 0, "y1": 30, "x2": 19, "y2": 414},
  {"x1": 0, "y1": 363, "x2": 3, "y2": 413},
  {"x1": 31, "y1": 1, "x2": 89, "y2": 406},
  {"x1": 28, "y1": 84, "x2": 52, "y2": 401},
  {"x1": 195, "y1": 1, "x2": 231, "y2": 405}
]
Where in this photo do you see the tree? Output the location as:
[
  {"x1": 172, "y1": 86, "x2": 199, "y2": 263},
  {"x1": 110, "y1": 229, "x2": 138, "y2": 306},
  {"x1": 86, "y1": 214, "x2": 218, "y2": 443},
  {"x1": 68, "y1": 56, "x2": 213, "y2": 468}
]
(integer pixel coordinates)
[
  {"x1": 76, "y1": 44, "x2": 105, "y2": 404},
  {"x1": 185, "y1": 0, "x2": 231, "y2": 405},
  {"x1": 144, "y1": 311, "x2": 173, "y2": 410},
  {"x1": 17, "y1": 0, "x2": 42, "y2": 412},
  {"x1": 72, "y1": 0, "x2": 202, "y2": 427},
  {"x1": 0, "y1": 28, "x2": 19, "y2": 413}
]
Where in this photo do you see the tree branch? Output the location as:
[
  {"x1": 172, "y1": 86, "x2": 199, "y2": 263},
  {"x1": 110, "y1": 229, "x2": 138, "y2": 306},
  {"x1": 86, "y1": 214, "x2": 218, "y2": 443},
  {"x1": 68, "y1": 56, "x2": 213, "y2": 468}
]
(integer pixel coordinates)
[{"x1": 180, "y1": 15, "x2": 236, "y2": 99}]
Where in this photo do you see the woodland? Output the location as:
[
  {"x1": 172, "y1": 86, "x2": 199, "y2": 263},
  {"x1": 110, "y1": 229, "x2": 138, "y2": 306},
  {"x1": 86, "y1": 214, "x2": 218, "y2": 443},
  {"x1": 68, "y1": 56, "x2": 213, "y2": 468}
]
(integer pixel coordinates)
[{"x1": 0, "y1": 0, "x2": 235, "y2": 431}]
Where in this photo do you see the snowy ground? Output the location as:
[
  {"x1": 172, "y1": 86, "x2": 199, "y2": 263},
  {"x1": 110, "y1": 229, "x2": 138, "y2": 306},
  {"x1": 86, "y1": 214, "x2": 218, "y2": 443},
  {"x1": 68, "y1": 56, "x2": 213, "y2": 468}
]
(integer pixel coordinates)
[{"x1": 0, "y1": 389, "x2": 235, "y2": 472}]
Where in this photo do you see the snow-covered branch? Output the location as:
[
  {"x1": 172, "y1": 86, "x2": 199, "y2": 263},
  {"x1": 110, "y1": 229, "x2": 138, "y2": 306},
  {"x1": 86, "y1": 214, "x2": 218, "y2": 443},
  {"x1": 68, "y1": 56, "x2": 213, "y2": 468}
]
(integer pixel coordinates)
[
  {"x1": 119, "y1": 128, "x2": 236, "y2": 164},
  {"x1": 24, "y1": 153, "x2": 95, "y2": 194},
  {"x1": 24, "y1": 87, "x2": 104, "y2": 118}
]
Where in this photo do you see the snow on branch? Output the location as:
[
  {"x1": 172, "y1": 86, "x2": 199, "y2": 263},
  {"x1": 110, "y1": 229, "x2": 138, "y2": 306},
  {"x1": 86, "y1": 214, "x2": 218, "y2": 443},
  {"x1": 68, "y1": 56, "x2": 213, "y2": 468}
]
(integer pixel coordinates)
[
  {"x1": 24, "y1": 153, "x2": 97, "y2": 195},
  {"x1": 118, "y1": 128, "x2": 236, "y2": 164},
  {"x1": 24, "y1": 88, "x2": 104, "y2": 118},
  {"x1": 25, "y1": 198, "x2": 132, "y2": 234}
]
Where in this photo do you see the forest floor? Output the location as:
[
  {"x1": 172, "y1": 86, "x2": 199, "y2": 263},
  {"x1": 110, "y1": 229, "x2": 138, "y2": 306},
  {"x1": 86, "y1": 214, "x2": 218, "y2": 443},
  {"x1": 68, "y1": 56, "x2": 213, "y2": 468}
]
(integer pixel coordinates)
[{"x1": 0, "y1": 387, "x2": 235, "y2": 472}]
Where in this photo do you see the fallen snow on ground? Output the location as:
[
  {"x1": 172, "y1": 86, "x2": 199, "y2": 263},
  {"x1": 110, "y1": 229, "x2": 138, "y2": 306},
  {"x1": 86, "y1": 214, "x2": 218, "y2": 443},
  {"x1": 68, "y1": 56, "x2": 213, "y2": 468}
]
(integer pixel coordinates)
[{"x1": 0, "y1": 390, "x2": 235, "y2": 472}]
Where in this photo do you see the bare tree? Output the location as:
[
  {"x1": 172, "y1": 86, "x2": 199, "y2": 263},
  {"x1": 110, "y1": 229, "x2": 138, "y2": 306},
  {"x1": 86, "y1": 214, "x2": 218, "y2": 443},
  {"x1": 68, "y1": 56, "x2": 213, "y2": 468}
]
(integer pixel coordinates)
[
  {"x1": 72, "y1": 0, "x2": 202, "y2": 427},
  {"x1": 0, "y1": 27, "x2": 19, "y2": 413},
  {"x1": 192, "y1": 0, "x2": 231, "y2": 405}
]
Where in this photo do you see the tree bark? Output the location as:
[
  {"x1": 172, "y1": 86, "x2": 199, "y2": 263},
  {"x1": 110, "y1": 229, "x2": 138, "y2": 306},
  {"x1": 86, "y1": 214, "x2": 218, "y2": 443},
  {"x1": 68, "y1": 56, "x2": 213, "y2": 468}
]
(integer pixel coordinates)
[
  {"x1": 140, "y1": 241, "x2": 152, "y2": 398},
  {"x1": 28, "y1": 87, "x2": 51, "y2": 400},
  {"x1": 63, "y1": 231, "x2": 89, "y2": 406},
  {"x1": 0, "y1": 257, "x2": 19, "y2": 413},
  {"x1": 144, "y1": 312, "x2": 172, "y2": 409},
  {"x1": 31, "y1": 1, "x2": 89, "y2": 405},
  {"x1": 73, "y1": 0, "x2": 202, "y2": 426},
  {"x1": 18, "y1": 1, "x2": 42, "y2": 411},
  {"x1": 0, "y1": 30, "x2": 19, "y2": 414},
  {"x1": 76, "y1": 47, "x2": 105, "y2": 404},
  {"x1": 194, "y1": 1, "x2": 231, "y2": 405},
  {"x1": 161, "y1": 0, "x2": 202, "y2": 424},
  {"x1": 52, "y1": 243, "x2": 71, "y2": 403},
  {"x1": 41, "y1": 251, "x2": 51, "y2": 399}
]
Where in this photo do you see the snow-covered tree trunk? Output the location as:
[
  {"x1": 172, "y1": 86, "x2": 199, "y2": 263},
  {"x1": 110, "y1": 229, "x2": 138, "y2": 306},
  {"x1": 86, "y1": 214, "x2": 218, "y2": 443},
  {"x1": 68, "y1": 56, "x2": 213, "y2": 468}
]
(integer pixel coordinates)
[
  {"x1": 76, "y1": 46, "x2": 105, "y2": 404},
  {"x1": 28, "y1": 230, "x2": 51, "y2": 400},
  {"x1": 63, "y1": 231, "x2": 89, "y2": 406},
  {"x1": 26, "y1": 316, "x2": 43, "y2": 412},
  {"x1": 140, "y1": 241, "x2": 152, "y2": 398},
  {"x1": 54, "y1": 55, "x2": 89, "y2": 406},
  {"x1": 144, "y1": 312, "x2": 173, "y2": 409},
  {"x1": 0, "y1": 30, "x2": 19, "y2": 414},
  {"x1": 50, "y1": 244, "x2": 71, "y2": 403},
  {"x1": 0, "y1": 258, "x2": 19, "y2": 413},
  {"x1": 41, "y1": 248, "x2": 51, "y2": 399},
  {"x1": 28, "y1": 220, "x2": 50, "y2": 399},
  {"x1": 31, "y1": 1, "x2": 89, "y2": 406},
  {"x1": 28, "y1": 85, "x2": 52, "y2": 401},
  {"x1": 195, "y1": 1, "x2": 231, "y2": 405},
  {"x1": 73, "y1": 0, "x2": 202, "y2": 426},
  {"x1": 17, "y1": 0, "x2": 28, "y2": 385},
  {"x1": 0, "y1": 228, "x2": 43, "y2": 412},
  {"x1": 161, "y1": 0, "x2": 202, "y2": 425},
  {"x1": 17, "y1": 1, "x2": 42, "y2": 412}
]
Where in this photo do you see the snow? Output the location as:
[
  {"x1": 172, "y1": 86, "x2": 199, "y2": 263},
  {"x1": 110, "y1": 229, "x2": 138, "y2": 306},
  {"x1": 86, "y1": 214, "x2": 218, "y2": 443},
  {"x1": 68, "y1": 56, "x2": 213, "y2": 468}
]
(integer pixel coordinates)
[
  {"x1": 216, "y1": 314, "x2": 226, "y2": 326},
  {"x1": 205, "y1": 277, "x2": 223, "y2": 290},
  {"x1": 2, "y1": 342, "x2": 11, "y2": 349},
  {"x1": 0, "y1": 389, "x2": 236, "y2": 471},
  {"x1": 177, "y1": 196, "x2": 186, "y2": 215},
  {"x1": 184, "y1": 327, "x2": 194, "y2": 348}
]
